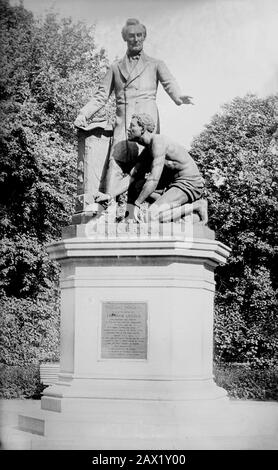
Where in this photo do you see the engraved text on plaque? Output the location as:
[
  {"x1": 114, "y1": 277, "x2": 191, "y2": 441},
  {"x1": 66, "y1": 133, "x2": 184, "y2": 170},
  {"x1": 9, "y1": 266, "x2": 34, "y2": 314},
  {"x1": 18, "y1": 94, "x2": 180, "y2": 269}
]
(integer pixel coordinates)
[{"x1": 101, "y1": 302, "x2": 148, "y2": 359}]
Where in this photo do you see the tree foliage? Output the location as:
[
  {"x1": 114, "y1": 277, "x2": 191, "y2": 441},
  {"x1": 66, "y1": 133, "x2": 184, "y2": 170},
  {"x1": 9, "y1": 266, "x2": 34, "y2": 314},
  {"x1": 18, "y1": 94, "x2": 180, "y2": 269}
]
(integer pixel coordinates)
[
  {"x1": 0, "y1": 0, "x2": 112, "y2": 365},
  {"x1": 190, "y1": 94, "x2": 278, "y2": 366}
]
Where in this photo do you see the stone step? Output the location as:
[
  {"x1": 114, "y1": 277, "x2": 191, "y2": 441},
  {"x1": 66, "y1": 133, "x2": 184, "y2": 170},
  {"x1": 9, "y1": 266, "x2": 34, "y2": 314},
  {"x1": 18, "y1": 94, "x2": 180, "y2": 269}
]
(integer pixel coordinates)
[{"x1": 18, "y1": 400, "x2": 278, "y2": 440}]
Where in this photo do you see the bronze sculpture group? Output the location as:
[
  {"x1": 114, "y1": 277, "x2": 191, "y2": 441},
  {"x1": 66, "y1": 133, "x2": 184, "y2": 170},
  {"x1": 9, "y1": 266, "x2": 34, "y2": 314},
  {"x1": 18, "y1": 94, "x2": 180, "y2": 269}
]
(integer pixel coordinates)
[{"x1": 74, "y1": 18, "x2": 207, "y2": 225}]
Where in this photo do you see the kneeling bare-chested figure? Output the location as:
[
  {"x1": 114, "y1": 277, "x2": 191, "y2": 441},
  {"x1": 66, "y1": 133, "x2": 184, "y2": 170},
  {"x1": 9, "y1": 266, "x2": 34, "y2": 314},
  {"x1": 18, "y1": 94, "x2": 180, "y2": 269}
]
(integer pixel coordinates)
[{"x1": 96, "y1": 113, "x2": 208, "y2": 224}]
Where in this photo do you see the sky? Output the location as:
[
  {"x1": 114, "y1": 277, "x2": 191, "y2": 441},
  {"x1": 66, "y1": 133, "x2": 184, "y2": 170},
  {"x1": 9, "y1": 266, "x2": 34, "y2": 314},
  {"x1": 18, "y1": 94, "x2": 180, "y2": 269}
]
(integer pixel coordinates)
[{"x1": 12, "y1": 0, "x2": 278, "y2": 146}]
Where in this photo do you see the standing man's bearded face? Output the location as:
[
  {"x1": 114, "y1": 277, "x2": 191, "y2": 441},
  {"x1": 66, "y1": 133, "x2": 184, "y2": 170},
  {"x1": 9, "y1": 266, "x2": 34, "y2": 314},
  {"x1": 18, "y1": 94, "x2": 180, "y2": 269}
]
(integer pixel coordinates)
[{"x1": 125, "y1": 25, "x2": 145, "y2": 56}]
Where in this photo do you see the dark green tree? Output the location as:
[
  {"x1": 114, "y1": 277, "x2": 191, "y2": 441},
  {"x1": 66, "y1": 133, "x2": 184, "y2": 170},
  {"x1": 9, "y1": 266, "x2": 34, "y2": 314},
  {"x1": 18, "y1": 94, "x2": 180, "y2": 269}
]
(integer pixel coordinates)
[
  {"x1": 190, "y1": 94, "x2": 278, "y2": 367},
  {"x1": 0, "y1": 0, "x2": 113, "y2": 367}
]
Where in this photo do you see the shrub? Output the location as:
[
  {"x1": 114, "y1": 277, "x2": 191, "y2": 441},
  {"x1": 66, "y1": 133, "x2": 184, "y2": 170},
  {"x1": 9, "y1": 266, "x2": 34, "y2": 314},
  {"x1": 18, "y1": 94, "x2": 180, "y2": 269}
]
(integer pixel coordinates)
[
  {"x1": 214, "y1": 363, "x2": 278, "y2": 400},
  {"x1": 0, "y1": 364, "x2": 45, "y2": 399},
  {"x1": 0, "y1": 294, "x2": 60, "y2": 366}
]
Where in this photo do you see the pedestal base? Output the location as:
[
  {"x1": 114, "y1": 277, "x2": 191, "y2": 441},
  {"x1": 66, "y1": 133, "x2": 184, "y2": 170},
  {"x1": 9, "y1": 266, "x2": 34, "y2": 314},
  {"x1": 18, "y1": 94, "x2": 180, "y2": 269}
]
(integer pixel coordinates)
[{"x1": 19, "y1": 231, "x2": 232, "y2": 449}]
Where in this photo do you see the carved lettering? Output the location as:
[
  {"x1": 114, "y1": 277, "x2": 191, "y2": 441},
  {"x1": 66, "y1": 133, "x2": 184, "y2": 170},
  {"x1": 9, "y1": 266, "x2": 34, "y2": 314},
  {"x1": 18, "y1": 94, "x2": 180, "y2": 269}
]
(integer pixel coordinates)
[{"x1": 101, "y1": 302, "x2": 148, "y2": 359}]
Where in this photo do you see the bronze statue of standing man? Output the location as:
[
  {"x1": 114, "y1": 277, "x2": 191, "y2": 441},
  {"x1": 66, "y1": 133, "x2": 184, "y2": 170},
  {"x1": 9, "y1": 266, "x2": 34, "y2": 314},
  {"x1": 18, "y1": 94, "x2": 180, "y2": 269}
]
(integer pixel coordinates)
[{"x1": 74, "y1": 18, "x2": 193, "y2": 194}]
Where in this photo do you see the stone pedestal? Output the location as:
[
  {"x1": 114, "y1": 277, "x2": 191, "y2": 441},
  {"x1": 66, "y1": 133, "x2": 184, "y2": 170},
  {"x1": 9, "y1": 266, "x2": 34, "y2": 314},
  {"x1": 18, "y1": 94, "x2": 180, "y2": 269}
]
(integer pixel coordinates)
[{"x1": 19, "y1": 224, "x2": 234, "y2": 449}]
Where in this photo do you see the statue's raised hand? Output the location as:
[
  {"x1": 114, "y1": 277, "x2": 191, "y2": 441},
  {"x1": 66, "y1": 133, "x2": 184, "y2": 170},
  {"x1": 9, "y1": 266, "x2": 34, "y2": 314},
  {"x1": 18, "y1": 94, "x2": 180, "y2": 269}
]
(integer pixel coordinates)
[
  {"x1": 74, "y1": 114, "x2": 88, "y2": 128},
  {"x1": 178, "y1": 95, "x2": 194, "y2": 105}
]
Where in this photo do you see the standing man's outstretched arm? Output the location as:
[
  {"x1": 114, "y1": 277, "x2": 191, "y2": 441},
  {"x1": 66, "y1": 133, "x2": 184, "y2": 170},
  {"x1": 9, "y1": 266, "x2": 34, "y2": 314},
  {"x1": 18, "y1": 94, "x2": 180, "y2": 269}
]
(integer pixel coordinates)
[{"x1": 157, "y1": 61, "x2": 194, "y2": 106}]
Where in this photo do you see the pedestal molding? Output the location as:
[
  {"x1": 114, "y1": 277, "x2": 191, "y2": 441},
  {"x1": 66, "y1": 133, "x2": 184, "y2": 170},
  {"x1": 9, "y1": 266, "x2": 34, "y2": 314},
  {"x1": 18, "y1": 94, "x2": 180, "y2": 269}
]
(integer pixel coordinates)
[{"x1": 47, "y1": 237, "x2": 231, "y2": 266}]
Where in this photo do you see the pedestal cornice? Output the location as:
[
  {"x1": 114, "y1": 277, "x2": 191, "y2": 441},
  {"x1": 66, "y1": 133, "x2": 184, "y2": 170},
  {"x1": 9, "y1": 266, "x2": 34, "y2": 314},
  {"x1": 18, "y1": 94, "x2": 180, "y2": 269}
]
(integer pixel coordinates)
[{"x1": 47, "y1": 236, "x2": 231, "y2": 267}]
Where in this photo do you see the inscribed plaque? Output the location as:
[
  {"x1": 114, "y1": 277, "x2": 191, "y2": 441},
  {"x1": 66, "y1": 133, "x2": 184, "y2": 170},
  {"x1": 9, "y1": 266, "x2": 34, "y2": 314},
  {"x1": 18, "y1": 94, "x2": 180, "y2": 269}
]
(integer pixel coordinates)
[{"x1": 101, "y1": 302, "x2": 148, "y2": 359}]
